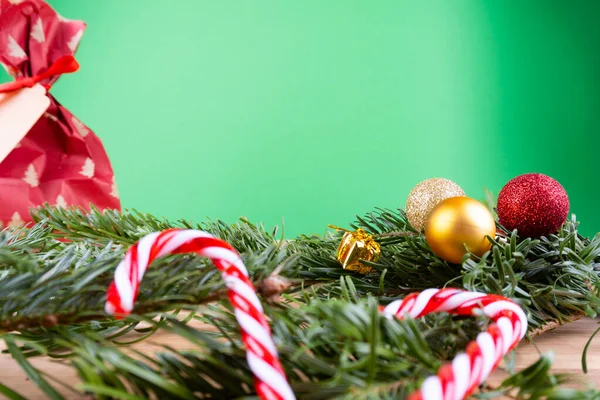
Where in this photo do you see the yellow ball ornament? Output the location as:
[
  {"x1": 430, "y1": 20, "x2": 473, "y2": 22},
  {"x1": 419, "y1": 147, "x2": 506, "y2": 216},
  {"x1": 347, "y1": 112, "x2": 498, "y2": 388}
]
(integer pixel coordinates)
[
  {"x1": 425, "y1": 197, "x2": 496, "y2": 264},
  {"x1": 406, "y1": 178, "x2": 466, "y2": 231}
]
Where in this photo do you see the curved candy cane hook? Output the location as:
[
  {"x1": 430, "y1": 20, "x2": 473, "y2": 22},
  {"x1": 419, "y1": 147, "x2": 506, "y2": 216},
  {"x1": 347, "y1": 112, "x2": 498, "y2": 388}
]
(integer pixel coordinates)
[
  {"x1": 105, "y1": 229, "x2": 295, "y2": 400},
  {"x1": 383, "y1": 288, "x2": 527, "y2": 400}
]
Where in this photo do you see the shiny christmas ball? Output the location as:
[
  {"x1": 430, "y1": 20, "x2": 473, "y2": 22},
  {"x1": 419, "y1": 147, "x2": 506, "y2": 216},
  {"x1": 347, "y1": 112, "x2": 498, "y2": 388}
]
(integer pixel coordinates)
[
  {"x1": 497, "y1": 173, "x2": 569, "y2": 238},
  {"x1": 405, "y1": 178, "x2": 466, "y2": 231},
  {"x1": 425, "y1": 197, "x2": 496, "y2": 264}
]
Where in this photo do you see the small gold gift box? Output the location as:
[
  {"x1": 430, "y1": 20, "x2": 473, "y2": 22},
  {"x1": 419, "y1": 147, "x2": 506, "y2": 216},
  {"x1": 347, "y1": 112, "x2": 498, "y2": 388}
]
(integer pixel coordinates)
[{"x1": 335, "y1": 228, "x2": 381, "y2": 274}]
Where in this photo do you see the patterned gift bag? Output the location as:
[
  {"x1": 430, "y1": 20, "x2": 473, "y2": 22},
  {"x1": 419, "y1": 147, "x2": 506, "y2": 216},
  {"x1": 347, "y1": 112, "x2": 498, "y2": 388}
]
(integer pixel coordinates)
[{"x1": 0, "y1": 0, "x2": 120, "y2": 227}]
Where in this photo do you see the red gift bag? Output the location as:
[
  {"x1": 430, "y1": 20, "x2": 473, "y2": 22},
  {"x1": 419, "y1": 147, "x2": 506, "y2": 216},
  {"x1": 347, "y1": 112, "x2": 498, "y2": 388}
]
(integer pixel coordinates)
[{"x1": 0, "y1": 0, "x2": 120, "y2": 228}]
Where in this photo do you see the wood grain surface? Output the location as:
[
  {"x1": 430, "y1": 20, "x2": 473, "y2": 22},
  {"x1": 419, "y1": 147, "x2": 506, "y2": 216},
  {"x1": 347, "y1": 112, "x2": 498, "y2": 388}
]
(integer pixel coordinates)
[{"x1": 1, "y1": 318, "x2": 598, "y2": 399}]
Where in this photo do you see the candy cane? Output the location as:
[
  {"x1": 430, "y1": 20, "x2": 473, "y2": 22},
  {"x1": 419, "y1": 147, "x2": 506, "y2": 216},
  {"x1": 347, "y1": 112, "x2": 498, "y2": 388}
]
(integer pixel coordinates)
[
  {"x1": 105, "y1": 229, "x2": 295, "y2": 400},
  {"x1": 105, "y1": 229, "x2": 528, "y2": 400},
  {"x1": 382, "y1": 288, "x2": 528, "y2": 400}
]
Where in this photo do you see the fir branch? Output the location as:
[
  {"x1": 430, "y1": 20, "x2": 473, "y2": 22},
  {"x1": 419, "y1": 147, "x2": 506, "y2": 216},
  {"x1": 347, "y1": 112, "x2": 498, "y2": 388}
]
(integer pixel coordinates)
[
  {"x1": 3, "y1": 299, "x2": 598, "y2": 399},
  {"x1": 0, "y1": 204, "x2": 598, "y2": 398},
  {"x1": 14, "y1": 204, "x2": 600, "y2": 333}
]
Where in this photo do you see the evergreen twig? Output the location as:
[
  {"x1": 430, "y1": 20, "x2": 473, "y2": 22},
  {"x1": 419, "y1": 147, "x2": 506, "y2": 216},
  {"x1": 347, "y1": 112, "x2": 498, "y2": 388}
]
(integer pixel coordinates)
[{"x1": 0, "y1": 204, "x2": 597, "y2": 398}]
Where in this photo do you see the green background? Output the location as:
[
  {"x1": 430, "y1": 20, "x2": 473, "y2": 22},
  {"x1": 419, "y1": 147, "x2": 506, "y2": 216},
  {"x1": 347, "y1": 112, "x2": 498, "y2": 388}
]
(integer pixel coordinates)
[{"x1": 3, "y1": 1, "x2": 599, "y2": 238}]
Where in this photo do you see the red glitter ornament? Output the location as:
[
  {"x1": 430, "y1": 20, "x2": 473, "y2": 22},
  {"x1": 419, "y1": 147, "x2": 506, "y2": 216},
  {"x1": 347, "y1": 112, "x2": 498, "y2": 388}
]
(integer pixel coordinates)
[{"x1": 497, "y1": 173, "x2": 569, "y2": 238}]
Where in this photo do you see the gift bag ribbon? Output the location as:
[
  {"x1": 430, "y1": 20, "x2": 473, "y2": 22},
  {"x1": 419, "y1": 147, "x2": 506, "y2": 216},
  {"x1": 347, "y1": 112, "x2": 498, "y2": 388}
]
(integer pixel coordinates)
[{"x1": 0, "y1": 55, "x2": 79, "y2": 93}]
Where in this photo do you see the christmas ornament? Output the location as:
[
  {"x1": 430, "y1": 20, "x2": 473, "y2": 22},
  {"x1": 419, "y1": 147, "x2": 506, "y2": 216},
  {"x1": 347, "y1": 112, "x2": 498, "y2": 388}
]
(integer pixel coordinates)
[
  {"x1": 497, "y1": 173, "x2": 569, "y2": 238},
  {"x1": 105, "y1": 229, "x2": 295, "y2": 400},
  {"x1": 383, "y1": 288, "x2": 528, "y2": 400},
  {"x1": 333, "y1": 227, "x2": 381, "y2": 274},
  {"x1": 425, "y1": 197, "x2": 496, "y2": 264},
  {"x1": 406, "y1": 178, "x2": 466, "y2": 231},
  {"x1": 107, "y1": 230, "x2": 528, "y2": 400}
]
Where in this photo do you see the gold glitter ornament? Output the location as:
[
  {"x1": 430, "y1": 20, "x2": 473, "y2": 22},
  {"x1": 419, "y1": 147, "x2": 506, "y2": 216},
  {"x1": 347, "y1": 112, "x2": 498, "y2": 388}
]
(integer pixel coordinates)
[
  {"x1": 405, "y1": 178, "x2": 466, "y2": 231},
  {"x1": 331, "y1": 226, "x2": 381, "y2": 274},
  {"x1": 425, "y1": 197, "x2": 496, "y2": 264}
]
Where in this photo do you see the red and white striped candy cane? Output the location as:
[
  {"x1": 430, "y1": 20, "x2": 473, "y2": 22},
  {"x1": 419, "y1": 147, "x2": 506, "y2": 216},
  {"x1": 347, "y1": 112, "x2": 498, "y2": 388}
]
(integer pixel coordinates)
[
  {"x1": 106, "y1": 230, "x2": 528, "y2": 400},
  {"x1": 105, "y1": 229, "x2": 295, "y2": 400},
  {"x1": 382, "y1": 288, "x2": 528, "y2": 400}
]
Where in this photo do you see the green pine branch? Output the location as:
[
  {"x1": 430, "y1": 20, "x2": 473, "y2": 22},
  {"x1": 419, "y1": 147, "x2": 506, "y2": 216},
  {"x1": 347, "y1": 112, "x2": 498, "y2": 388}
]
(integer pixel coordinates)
[
  {"x1": 3, "y1": 297, "x2": 598, "y2": 399},
  {"x1": 0, "y1": 204, "x2": 598, "y2": 398}
]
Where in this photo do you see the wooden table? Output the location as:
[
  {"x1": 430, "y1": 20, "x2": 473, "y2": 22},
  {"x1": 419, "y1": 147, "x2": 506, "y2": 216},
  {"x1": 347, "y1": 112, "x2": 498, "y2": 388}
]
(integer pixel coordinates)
[
  {"x1": 1, "y1": 318, "x2": 599, "y2": 399},
  {"x1": 488, "y1": 317, "x2": 600, "y2": 388}
]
